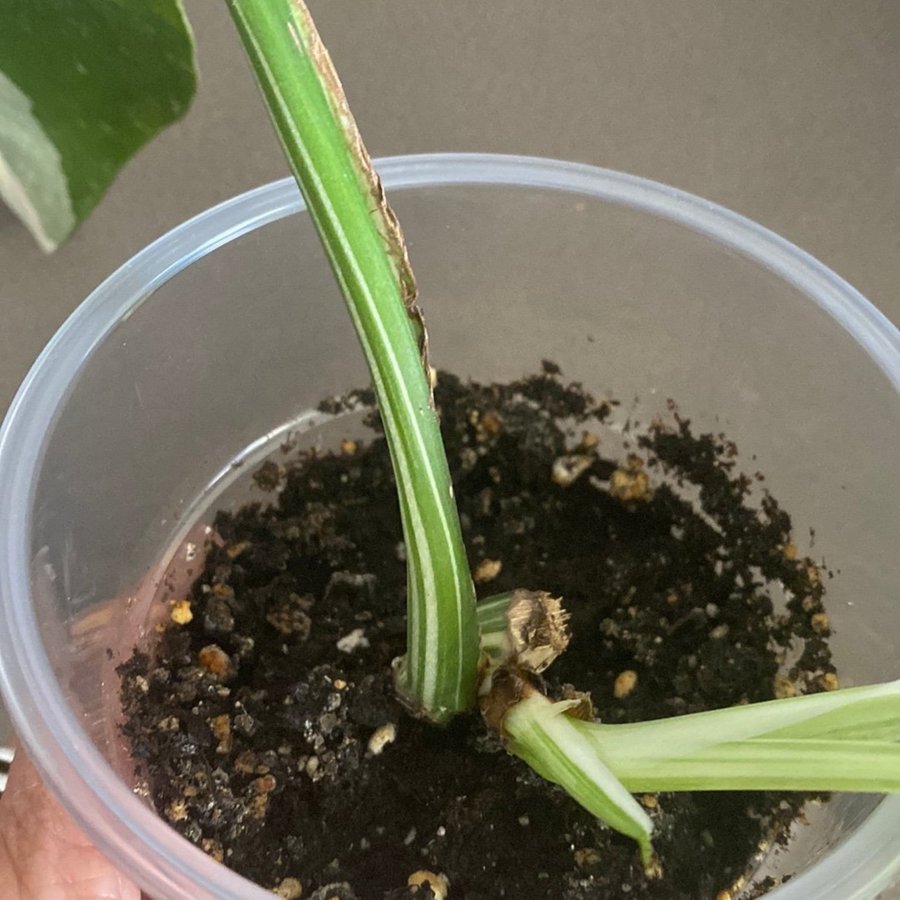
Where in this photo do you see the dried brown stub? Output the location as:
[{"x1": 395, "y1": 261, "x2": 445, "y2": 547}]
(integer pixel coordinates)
[
  {"x1": 480, "y1": 666, "x2": 536, "y2": 736},
  {"x1": 505, "y1": 590, "x2": 571, "y2": 675},
  {"x1": 559, "y1": 684, "x2": 595, "y2": 721},
  {"x1": 479, "y1": 590, "x2": 572, "y2": 736}
]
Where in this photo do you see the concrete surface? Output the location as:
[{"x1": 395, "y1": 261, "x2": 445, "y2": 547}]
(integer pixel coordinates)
[{"x1": 0, "y1": 0, "x2": 897, "y2": 891}]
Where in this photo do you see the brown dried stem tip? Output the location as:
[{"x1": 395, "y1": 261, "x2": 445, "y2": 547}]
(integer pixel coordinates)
[
  {"x1": 478, "y1": 590, "x2": 572, "y2": 735},
  {"x1": 505, "y1": 589, "x2": 571, "y2": 675}
]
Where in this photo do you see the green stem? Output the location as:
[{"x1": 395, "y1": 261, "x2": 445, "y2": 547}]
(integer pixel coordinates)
[{"x1": 226, "y1": 0, "x2": 478, "y2": 720}]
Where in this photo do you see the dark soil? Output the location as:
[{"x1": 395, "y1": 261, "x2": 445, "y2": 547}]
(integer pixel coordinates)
[{"x1": 120, "y1": 367, "x2": 834, "y2": 900}]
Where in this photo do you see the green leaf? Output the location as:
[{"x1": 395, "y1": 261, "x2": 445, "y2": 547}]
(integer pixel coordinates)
[
  {"x1": 594, "y1": 739, "x2": 900, "y2": 793},
  {"x1": 226, "y1": 0, "x2": 480, "y2": 721},
  {"x1": 578, "y1": 679, "x2": 900, "y2": 794},
  {"x1": 585, "y1": 679, "x2": 900, "y2": 756},
  {"x1": 0, "y1": 0, "x2": 196, "y2": 250}
]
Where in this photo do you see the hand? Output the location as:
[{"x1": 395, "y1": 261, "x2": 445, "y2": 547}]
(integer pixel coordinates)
[
  {"x1": 0, "y1": 525, "x2": 212, "y2": 899},
  {"x1": 0, "y1": 747, "x2": 139, "y2": 899}
]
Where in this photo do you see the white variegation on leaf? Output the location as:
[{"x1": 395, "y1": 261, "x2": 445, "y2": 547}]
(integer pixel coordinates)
[
  {"x1": 0, "y1": 73, "x2": 74, "y2": 252},
  {"x1": 0, "y1": 0, "x2": 196, "y2": 250}
]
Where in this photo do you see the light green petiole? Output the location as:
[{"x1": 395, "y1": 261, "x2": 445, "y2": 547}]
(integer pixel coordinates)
[
  {"x1": 226, "y1": 0, "x2": 479, "y2": 721},
  {"x1": 478, "y1": 591, "x2": 655, "y2": 868},
  {"x1": 505, "y1": 691, "x2": 655, "y2": 869},
  {"x1": 578, "y1": 678, "x2": 900, "y2": 793},
  {"x1": 476, "y1": 591, "x2": 517, "y2": 663}
]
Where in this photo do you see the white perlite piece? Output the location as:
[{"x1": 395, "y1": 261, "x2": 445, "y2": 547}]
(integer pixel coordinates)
[
  {"x1": 336, "y1": 628, "x2": 369, "y2": 654},
  {"x1": 367, "y1": 722, "x2": 397, "y2": 756},
  {"x1": 551, "y1": 454, "x2": 594, "y2": 487}
]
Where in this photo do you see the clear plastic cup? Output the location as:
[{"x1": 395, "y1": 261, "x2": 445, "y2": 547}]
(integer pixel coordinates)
[{"x1": 0, "y1": 154, "x2": 897, "y2": 899}]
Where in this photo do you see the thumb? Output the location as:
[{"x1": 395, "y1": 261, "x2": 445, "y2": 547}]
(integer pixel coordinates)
[{"x1": 0, "y1": 746, "x2": 140, "y2": 900}]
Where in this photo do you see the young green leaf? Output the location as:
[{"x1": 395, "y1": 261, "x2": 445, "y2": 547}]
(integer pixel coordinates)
[
  {"x1": 476, "y1": 592, "x2": 517, "y2": 637},
  {"x1": 0, "y1": 1, "x2": 196, "y2": 250},
  {"x1": 578, "y1": 679, "x2": 900, "y2": 793},
  {"x1": 226, "y1": 0, "x2": 479, "y2": 721}
]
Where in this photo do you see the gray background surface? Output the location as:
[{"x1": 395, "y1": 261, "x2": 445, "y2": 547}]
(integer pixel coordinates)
[{"x1": 0, "y1": 0, "x2": 897, "y2": 891}]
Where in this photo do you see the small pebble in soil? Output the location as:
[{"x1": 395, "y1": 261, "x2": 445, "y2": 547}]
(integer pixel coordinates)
[
  {"x1": 772, "y1": 675, "x2": 798, "y2": 699},
  {"x1": 336, "y1": 628, "x2": 369, "y2": 654},
  {"x1": 472, "y1": 558, "x2": 502, "y2": 583},
  {"x1": 608, "y1": 454, "x2": 653, "y2": 504},
  {"x1": 197, "y1": 644, "x2": 233, "y2": 680},
  {"x1": 552, "y1": 454, "x2": 595, "y2": 487},
  {"x1": 579, "y1": 431, "x2": 600, "y2": 451},
  {"x1": 407, "y1": 870, "x2": 449, "y2": 899},
  {"x1": 367, "y1": 723, "x2": 397, "y2": 756},
  {"x1": 273, "y1": 876, "x2": 304, "y2": 899},
  {"x1": 573, "y1": 847, "x2": 602, "y2": 868},
  {"x1": 613, "y1": 669, "x2": 638, "y2": 699},
  {"x1": 170, "y1": 598, "x2": 193, "y2": 625},
  {"x1": 308, "y1": 885, "x2": 357, "y2": 900}
]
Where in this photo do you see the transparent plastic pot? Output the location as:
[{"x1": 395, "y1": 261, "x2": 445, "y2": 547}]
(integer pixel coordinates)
[{"x1": 0, "y1": 154, "x2": 897, "y2": 899}]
